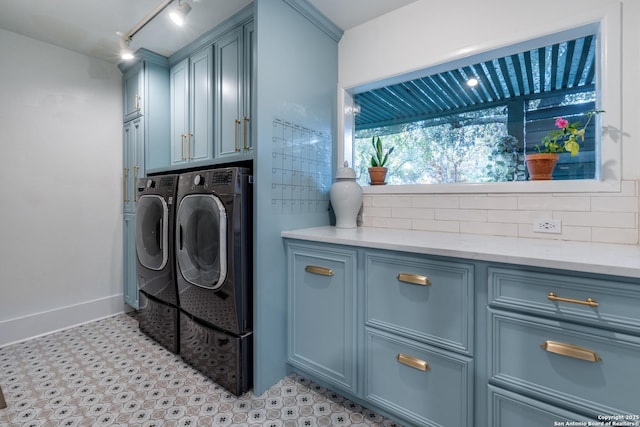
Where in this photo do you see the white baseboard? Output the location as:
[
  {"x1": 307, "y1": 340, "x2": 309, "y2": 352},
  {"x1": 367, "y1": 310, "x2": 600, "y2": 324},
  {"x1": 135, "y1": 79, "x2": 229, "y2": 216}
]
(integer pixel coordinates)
[{"x1": 0, "y1": 294, "x2": 127, "y2": 347}]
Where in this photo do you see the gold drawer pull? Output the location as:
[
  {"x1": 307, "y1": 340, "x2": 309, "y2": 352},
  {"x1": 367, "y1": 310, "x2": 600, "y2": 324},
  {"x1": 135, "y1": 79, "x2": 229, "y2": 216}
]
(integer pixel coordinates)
[
  {"x1": 541, "y1": 340, "x2": 602, "y2": 362},
  {"x1": 305, "y1": 265, "x2": 334, "y2": 276},
  {"x1": 548, "y1": 292, "x2": 598, "y2": 308},
  {"x1": 397, "y1": 273, "x2": 431, "y2": 286},
  {"x1": 397, "y1": 353, "x2": 430, "y2": 371}
]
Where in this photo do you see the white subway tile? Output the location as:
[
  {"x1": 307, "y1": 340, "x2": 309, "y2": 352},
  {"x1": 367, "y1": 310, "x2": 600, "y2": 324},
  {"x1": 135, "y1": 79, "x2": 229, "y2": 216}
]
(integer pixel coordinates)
[
  {"x1": 371, "y1": 216, "x2": 412, "y2": 229},
  {"x1": 411, "y1": 195, "x2": 459, "y2": 209},
  {"x1": 362, "y1": 206, "x2": 392, "y2": 218},
  {"x1": 590, "y1": 196, "x2": 638, "y2": 213},
  {"x1": 460, "y1": 221, "x2": 518, "y2": 237},
  {"x1": 517, "y1": 196, "x2": 590, "y2": 211},
  {"x1": 459, "y1": 196, "x2": 517, "y2": 210},
  {"x1": 435, "y1": 208, "x2": 487, "y2": 222},
  {"x1": 592, "y1": 227, "x2": 639, "y2": 245},
  {"x1": 488, "y1": 210, "x2": 553, "y2": 224},
  {"x1": 554, "y1": 211, "x2": 636, "y2": 228},
  {"x1": 372, "y1": 195, "x2": 412, "y2": 208},
  {"x1": 412, "y1": 219, "x2": 460, "y2": 233},
  {"x1": 392, "y1": 207, "x2": 435, "y2": 219}
]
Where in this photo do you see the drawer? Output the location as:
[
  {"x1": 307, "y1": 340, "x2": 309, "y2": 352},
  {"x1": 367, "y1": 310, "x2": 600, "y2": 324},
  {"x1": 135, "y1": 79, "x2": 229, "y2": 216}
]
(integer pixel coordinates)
[
  {"x1": 489, "y1": 309, "x2": 640, "y2": 417},
  {"x1": 365, "y1": 251, "x2": 474, "y2": 354},
  {"x1": 365, "y1": 328, "x2": 473, "y2": 427},
  {"x1": 488, "y1": 385, "x2": 593, "y2": 426},
  {"x1": 489, "y1": 267, "x2": 640, "y2": 333}
]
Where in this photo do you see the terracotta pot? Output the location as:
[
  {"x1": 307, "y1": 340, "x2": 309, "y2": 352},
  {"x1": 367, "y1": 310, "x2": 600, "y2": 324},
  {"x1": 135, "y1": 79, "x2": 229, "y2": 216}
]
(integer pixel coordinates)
[
  {"x1": 368, "y1": 167, "x2": 388, "y2": 185},
  {"x1": 525, "y1": 153, "x2": 559, "y2": 180}
]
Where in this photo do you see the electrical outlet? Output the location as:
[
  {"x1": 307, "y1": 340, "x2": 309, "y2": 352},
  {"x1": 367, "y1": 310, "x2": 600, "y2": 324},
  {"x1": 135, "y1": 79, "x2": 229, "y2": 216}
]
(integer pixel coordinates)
[{"x1": 533, "y1": 218, "x2": 562, "y2": 234}]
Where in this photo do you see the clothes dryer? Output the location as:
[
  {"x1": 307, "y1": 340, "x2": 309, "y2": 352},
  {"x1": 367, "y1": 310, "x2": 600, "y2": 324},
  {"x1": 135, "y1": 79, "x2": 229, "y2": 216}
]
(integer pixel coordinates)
[
  {"x1": 135, "y1": 174, "x2": 180, "y2": 353},
  {"x1": 175, "y1": 167, "x2": 252, "y2": 396}
]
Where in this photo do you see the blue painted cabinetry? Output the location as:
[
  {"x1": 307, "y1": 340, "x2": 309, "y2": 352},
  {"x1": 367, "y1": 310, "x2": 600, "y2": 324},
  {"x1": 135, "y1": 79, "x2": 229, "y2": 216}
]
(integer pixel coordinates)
[
  {"x1": 119, "y1": 50, "x2": 170, "y2": 309},
  {"x1": 285, "y1": 240, "x2": 475, "y2": 426},
  {"x1": 170, "y1": 46, "x2": 213, "y2": 165},
  {"x1": 285, "y1": 237, "x2": 640, "y2": 426},
  {"x1": 123, "y1": 213, "x2": 138, "y2": 308},
  {"x1": 215, "y1": 21, "x2": 254, "y2": 158},
  {"x1": 487, "y1": 267, "x2": 640, "y2": 423},
  {"x1": 287, "y1": 242, "x2": 357, "y2": 395},
  {"x1": 363, "y1": 250, "x2": 474, "y2": 426}
]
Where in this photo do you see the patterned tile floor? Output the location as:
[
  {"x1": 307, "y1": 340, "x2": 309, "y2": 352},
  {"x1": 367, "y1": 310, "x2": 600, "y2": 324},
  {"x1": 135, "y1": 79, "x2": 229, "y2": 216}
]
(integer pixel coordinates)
[{"x1": 0, "y1": 314, "x2": 402, "y2": 427}]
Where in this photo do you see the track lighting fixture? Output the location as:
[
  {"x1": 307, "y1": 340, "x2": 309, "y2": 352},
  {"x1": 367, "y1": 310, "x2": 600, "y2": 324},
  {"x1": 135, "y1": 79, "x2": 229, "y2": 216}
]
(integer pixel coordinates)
[
  {"x1": 118, "y1": 0, "x2": 192, "y2": 61},
  {"x1": 170, "y1": 0, "x2": 192, "y2": 26},
  {"x1": 119, "y1": 38, "x2": 134, "y2": 61}
]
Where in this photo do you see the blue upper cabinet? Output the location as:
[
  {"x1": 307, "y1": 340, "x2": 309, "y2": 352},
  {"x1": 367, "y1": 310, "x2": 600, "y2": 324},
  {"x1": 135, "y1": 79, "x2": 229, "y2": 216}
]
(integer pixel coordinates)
[
  {"x1": 170, "y1": 46, "x2": 214, "y2": 165},
  {"x1": 215, "y1": 21, "x2": 254, "y2": 158},
  {"x1": 123, "y1": 62, "x2": 143, "y2": 122},
  {"x1": 119, "y1": 49, "x2": 171, "y2": 170}
]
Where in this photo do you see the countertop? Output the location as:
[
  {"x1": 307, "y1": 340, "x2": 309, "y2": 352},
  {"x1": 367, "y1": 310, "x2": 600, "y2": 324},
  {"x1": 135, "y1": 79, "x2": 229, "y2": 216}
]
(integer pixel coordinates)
[{"x1": 282, "y1": 226, "x2": 640, "y2": 279}]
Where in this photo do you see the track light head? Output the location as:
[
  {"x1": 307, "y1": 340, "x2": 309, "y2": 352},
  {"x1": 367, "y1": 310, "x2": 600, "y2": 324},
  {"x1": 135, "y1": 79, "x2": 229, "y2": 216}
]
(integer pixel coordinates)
[
  {"x1": 119, "y1": 38, "x2": 134, "y2": 61},
  {"x1": 169, "y1": 0, "x2": 191, "y2": 26}
]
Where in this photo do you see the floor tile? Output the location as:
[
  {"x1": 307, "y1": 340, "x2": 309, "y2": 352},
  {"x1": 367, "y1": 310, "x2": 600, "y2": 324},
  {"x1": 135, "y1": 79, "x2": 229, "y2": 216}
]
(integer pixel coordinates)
[{"x1": 0, "y1": 314, "x2": 402, "y2": 427}]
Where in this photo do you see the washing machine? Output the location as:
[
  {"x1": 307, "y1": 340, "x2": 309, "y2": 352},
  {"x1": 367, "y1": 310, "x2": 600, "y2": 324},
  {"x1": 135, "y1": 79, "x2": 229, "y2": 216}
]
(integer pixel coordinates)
[
  {"x1": 135, "y1": 174, "x2": 180, "y2": 353},
  {"x1": 175, "y1": 167, "x2": 252, "y2": 395}
]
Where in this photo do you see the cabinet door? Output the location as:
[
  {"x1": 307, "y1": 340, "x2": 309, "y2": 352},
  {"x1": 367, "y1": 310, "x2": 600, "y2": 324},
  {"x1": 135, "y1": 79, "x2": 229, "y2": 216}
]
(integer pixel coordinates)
[
  {"x1": 123, "y1": 118, "x2": 143, "y2": 213},
  {"x1": 123, "y1": 62, "x2": 143, "y2": 122},
  {"x1": 189, "y1": 46, "x2": 213, "y2": 162},
  {"x1": 170, "y1": 58, "x2": 189, "y2": 165},
  {"x1": 216, "y1": 27, "x2": 243, "y2": 157},
  {"x1": 287, "y1": 242, "x2": 358, "y2": 394},
  {"x1": 123, "y1": 213, "x2": 138, "y2": 309},
  {"x1": 243, "y1": 21, "x2": 254, "y2": 151}
]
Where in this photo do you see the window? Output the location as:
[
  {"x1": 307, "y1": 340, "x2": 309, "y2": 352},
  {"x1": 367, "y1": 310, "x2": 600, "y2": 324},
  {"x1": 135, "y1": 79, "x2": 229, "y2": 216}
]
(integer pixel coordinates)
[{"x1": 352, "y1": 31, "x2": 599, "y2": 187}]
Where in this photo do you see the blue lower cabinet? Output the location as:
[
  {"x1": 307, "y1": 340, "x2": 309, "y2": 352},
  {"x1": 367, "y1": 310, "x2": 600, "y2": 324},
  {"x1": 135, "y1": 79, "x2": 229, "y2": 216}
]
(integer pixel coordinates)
[
  {"x1": 123, "y1": 213, "x2": 138, "y2": 309},
  {"x1": 365, "y1": 328, "x2": 473, "y2": 427},
  {"x1": 286, "y1": 242, "x2": 358, "y2": 395},
  {"x1": 489, "y1": 309, "x2": 640, "y2": 417},
  {"x1": 488, "y1": 385, "x2": 592, "y2": 426}
]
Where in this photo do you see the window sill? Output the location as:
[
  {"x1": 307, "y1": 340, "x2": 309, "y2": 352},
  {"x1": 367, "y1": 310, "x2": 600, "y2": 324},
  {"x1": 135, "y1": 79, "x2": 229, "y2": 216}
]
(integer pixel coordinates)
[{"x1": 361, "y1": 178, "x2": 621, "y2": 195}]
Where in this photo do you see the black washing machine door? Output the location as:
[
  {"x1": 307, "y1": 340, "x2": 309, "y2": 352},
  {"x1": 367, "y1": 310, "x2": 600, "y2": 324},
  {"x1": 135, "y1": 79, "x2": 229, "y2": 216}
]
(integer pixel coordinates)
[
  {"x1": 176, "y1": 194, "x2": 227, "y2": 290},
  {"x1": 136, "y1": 194, "x2": 169, "y2": 271}
]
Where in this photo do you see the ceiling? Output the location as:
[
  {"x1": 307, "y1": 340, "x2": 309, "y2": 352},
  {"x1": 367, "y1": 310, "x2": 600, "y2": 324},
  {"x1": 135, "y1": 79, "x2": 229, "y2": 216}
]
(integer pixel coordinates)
[
  {"x1": 0, "y1": 0, "x2": 418, "y2": 64},
  {"x1": 355, "y1": 34, "x2": 597, "y2": 130}
]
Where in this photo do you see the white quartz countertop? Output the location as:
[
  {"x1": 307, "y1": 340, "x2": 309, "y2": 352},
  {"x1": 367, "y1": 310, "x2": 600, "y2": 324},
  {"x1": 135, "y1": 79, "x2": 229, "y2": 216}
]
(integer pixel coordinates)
[{"x1": 281, "y1": 226, "x2": 640, "y2": 279}]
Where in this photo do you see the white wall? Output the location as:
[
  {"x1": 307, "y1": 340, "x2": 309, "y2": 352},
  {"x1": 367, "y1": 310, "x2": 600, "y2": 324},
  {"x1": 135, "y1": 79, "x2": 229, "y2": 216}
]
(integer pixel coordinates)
[
  {"x1": 339, "y1": 0, "x2": 640, "y2": 245},
  {"x1": 0, "y1": 29, "x2": 124, "y2": 345}
]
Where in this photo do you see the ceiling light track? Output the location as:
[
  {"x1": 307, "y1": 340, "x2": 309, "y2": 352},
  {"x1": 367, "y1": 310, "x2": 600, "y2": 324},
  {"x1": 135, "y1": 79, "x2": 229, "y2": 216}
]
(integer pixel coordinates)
[
  {"x1": 120, "y1": 0, "x2": 192, "y2": 60},
  {"x1": 124, "y1": 0, "x2": 175, "y2": 42}
]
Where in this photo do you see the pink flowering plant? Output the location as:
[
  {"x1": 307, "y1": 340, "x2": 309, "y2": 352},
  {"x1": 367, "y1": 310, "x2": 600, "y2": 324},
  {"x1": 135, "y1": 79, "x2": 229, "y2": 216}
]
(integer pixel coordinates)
[{"x1": 535, "y1": 110, "x2": 604, "y2": 156}]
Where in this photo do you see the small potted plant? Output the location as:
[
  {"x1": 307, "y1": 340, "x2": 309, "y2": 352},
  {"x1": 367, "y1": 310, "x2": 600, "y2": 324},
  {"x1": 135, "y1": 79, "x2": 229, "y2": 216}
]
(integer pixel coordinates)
[
  {"x1": 368, "y1": 136, "x2": 394, "y2": 185},
  {"x1": 526, "y1": 110, "x2": 603, "y2": 180}
]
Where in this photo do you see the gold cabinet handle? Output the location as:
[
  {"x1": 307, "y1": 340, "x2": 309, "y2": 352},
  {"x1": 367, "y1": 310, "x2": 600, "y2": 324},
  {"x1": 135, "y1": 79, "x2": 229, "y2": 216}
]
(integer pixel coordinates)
[
  {"x1": 132, "y1": 166, "x2": 138, "y2": 202},
  {"x1": 242, "y1": 116, "x2": 250, "y2": 150},
  {"x1": 397, "y1": 273, "x2": 431, "y2": 286},
  {"x1": 548, "y1": 292, "x2": 598, "y2": 308},
  {"x1": 180, "y1": 134, "x2": 185, "y2": 160},
  {"x1": 397, "y1": 353, "x2": 430, "y2": 371},
  {"x1": 123, "y1": 168, "x2": 129, "y2": 202},
  {"x1": 187, "y1": 132, "x2": 192, "y2": 160},
  {"x1": 305, "y1": 265, "x2": 334, "y2": 276},
  {"x1": 234, "y1": 119, "x2": 241, "y2": 152},
  {"x1": 134, "y1": 94, "x2": 140, "y2": 110},
  {"x1": 541, "y1": 340, "x2": 602, "y2": 362}
]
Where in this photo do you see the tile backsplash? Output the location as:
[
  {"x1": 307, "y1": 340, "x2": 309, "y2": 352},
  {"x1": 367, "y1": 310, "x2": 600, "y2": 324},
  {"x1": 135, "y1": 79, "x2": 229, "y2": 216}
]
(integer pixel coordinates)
[{"x1": 361, "y1": 180, "x2": 639, "y2": 245}]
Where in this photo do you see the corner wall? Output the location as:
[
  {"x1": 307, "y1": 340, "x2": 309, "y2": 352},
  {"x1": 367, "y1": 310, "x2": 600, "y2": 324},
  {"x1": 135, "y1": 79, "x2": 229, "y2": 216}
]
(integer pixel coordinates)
[{"x1": 0, "y1": 29, "x2": 124, "y2": 346}]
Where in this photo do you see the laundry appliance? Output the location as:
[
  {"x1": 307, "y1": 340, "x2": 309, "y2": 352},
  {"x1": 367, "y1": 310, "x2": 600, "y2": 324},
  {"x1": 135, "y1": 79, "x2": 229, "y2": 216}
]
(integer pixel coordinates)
[
  {"x1": 175, "y1": 167, "x2": 252, "y2": 395},
  {"x1": 135, "y1": 174, "x2": 180, "y2": 353}
]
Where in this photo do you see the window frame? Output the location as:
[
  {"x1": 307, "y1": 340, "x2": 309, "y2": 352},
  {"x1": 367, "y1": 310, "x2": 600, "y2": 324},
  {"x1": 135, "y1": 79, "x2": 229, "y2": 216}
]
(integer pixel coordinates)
[{"x1": 337, "y1": 7, "x2": 621, "y2": 194}]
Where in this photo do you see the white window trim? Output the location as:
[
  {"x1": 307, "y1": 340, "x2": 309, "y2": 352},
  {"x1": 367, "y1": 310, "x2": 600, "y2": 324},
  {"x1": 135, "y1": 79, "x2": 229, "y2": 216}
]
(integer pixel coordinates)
[{"x1": 337, "y1": 3, "x2": 621, "y2": 194}]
